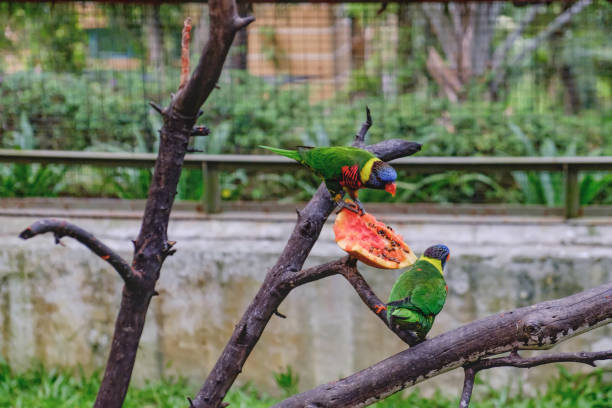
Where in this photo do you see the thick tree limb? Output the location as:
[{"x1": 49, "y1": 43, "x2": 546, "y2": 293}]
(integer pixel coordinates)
[
  {"x1": 83, "y1": 1, "x2": 254, "y2": 407},
  {"x1": 18, "y1": 219, "x2": 139, "y2": 285},
  {"x1": 192, "y1": 108, "x2": 421, "y2": 407},
  {"x1": 274, "y1": 282, "x2": 612, "y2": 408},
  {"x1": 459, "y1": 349, "x2": 612, "y2": 407}
]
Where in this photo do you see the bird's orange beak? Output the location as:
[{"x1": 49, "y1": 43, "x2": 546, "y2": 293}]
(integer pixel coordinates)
[{"x1": 385, "y1": 182, "x2": 396, "y2": 197}]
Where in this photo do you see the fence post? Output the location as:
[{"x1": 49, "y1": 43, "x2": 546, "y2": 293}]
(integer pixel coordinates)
[
  {"x1": 202, "y1": 161, "x2": 221, "y2": 213},
  {"x1": 564, "y1": 163, "x2": 580, "y2": 219}
]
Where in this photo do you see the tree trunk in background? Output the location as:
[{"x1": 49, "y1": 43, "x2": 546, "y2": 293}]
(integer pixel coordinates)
[
  {"x1": 146, "y1": 4, "x2": 164, "y2": 77},
  {"x1": 471, "y1": 2, "x2": 501, "y2": 77},
  {"x1": 229, "y1": 1, "x2": 251, "y2": 70},
  {"x1": 422, "y1": 2, "x2": 500, "y2": 101},
  {"x1": 553, "y1": 1, "x2": 581, "y2": 113},
  {"x1": 397, "y1": 3, "x2": 415, "y2": 93}
]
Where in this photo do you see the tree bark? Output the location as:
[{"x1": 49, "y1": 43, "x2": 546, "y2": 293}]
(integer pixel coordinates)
[
  {"x1": 16, "y1": 1, "x2": 253, "y2": 406},
  {"x1": 191, "y1": 110, "x2": 422, "y2": 407},
  {"x1": 92, "y1": 2, "x2": 254, "y2": 405},
  {"x1": 275, "y1": 281, "x2": 612, "y2": 407}
]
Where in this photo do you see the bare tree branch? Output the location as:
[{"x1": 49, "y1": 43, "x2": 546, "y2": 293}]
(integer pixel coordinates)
[
  {"x1": 192, "y1": 108, "x2": 422, "y2": 407},
  {"x1": 19, "y1": 219, "x2": 139, "y2": 285},
  {"x1": 339, "y1": 263, "x2": 420, "y2": 346},
  {"x1": 179, "y1": 18, "x2": 193, "y2": 90},
  {"x1": 459, "y1": 366, "x2": 476, "y2": 408},
  {"x1": 354, "y1": 106, "x2": 372, "y2": 148},
  {"x1": 80, "y1": 1, "x2": 254, "y2": 407},
  {"x1": 274, "y1": 282, "x2": 612, "y2": 407},
  {"x1": 459, "y1": 348, "x2": 612, "y2": 407},
  {"x1": 469, "y1": 349, "x2": 612, "y2": 371},
  {"x1": 280, "y1": 258, "x2": 349, "y2": 289}
]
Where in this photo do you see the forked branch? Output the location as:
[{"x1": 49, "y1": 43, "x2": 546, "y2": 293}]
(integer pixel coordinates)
[
  {"x1": 19, "y1": 219, "x2": 139, "y2": 285},
  {"x1": 192, "y1": 108, "x2": 422, "y2": 407},
  {"x1": 459, "y1": 349, "x2": 612, "y2": 407},
  {"x1": 274, "y1": 282, "x2": 612, "y2": 407},
  {"x1": 281, "y1": 257, "x2": 420, "y2": 345}
]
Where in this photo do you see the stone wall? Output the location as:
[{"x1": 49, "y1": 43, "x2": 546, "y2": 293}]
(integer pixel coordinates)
[{"x1": 0, "y1": 213, "x2": 610, "y2": 396}]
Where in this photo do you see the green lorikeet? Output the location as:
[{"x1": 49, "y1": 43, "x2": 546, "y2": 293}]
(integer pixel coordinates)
[
  {"x1": 259, "y1": 145, "x2": 398, "y2": 214},
  {"x1": 386, "y1": 244, "x2": 450, "y2": 340}
]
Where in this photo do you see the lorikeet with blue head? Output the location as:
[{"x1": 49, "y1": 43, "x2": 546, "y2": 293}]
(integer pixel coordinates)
[
  {"x1": 386, "y1": 244, "x2": 450, "y2": 340},
  {"x1": 259, "y1": 145, "x2": 399, "y2": 214}
]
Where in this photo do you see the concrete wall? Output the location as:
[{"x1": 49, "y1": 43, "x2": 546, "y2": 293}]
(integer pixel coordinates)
[{"x1": 1, "y1": 213, "x2": 611, "y2": 397}]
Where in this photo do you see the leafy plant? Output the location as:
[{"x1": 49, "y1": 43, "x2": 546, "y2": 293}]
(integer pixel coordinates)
[
  {"x1": 0, "y1": 112, "x2": 67, "y2": 197},
  {"x1": 273, "y1": 366, "x2": 300, "y2": 398},
  {"x1": 510, "y1": 122, "x2": 612, "y2": 206},
  {"x1": 1, "y1": 360, "x2": 609, "y2": 408}
]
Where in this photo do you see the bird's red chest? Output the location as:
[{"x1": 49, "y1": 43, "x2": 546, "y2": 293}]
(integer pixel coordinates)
[{"x1": 340, "y1": 164, "x2": 362, "y2": 190}]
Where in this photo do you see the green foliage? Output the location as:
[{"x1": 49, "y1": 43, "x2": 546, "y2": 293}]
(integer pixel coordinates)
[
  {"x1": 0, "y1": 65, "x2": 610, "y2": 204},
  {"x1": 396, "y1": 173, "x2": 506, "y2": 204},
  {"x1": 509, "y1": 123, "x2": 612, "y2": 206},
  {"x1": 1, "y1": 360, "x2": 610, "y2": 408},
  {"x1": 274, "y1": 366, "x2": 300, "y2": 398},
  {"x1": 0, "y1": 72, "x2": 155, "y2": 151},
  {"x1": 0, "y1": 112, "x2": 67, "y2": 197},
  {"x1": 0, "y1": 4, "x2": 87, "y2": 73}
]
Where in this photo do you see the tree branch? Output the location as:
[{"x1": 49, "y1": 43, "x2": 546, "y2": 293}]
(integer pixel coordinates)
[
  {"x1": 281, "y1": 257, "x2": 420, "y2": 346},
  {"x1": 470, "y1": 348, "x2": 612, "y2": 371},
  {"x1": 339, "y1": 262, "x2": 420, "y2": 346},
  {"x1": 280, "y1": 258, "x2": 349, "y2": 289},
  {"x1": 192, "y1": 109, "x2": 422, "y2": 407},
  {"x1": 459, "y1": 366, "x2": 476, "y2": 408},
  {"x1": 354, "y1": 106, "x2": 372, "y2": 148},
  {"x1": 179, "y1": 17, "x2": 193, "y2": 90},
  {"x1": 274, "y1": 282, "x2": 612, "y2": 407},
  {"x1": 19, "y1": 219, "x2": 139, "y2": 285},
  {"x1": 86, "y1": 1, "x2": 254, "y2": 407},
  {"x1": 459, "y1": 349, "x2": 612, "y2": 407}
]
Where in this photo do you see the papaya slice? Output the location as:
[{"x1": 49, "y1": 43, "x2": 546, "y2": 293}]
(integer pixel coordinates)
[{"x1": 333, "y1": 209, "x2": 417, "y2": 269}]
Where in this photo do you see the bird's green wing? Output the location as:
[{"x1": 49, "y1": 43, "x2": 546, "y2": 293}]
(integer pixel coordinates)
[
  {"x1": 387, "y1": 260, "x2": 447, "y2": 316},
  {"x1": 301, "y1": 147, "x2": 376, "y2": 180},
  {"x1": 408, "y1": 263, "x2": 447, "y2": 316}
]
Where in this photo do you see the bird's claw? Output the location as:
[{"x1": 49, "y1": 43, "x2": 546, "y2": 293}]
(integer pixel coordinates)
[
  {"x1": 374, "y1": 304, "x2": 387, "y2": 314},
  {"x1": 335, "y1": 200, "x2": 363, "y2": 215}
]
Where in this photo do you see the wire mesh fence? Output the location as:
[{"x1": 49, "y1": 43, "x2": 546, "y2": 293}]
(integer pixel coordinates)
[{"x1": 0, "y1": 1, "x2": 611, "y2": 207}]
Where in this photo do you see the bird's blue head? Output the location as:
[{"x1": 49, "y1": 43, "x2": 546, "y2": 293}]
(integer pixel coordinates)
[
  {"x1": 424, "y1": 244, "x2": 450, "y2": 270},
  {"x1": 366, "y1": 161, "x2": 398, "y2": 196}
]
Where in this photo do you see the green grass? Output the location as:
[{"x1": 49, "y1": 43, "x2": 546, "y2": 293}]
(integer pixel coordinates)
[{"x1": 0, "y1": 361, "x2": 610, "y2": 407}]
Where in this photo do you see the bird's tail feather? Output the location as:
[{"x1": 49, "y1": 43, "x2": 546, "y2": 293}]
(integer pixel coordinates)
[{"x1": 259, "y1": 145, "x2": 302, "y2": 162}]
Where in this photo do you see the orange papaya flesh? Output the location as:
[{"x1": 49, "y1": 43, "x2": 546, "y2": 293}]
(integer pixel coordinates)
[{"x1": 333, "y1": 209, "x2": 417, "y2": 269}]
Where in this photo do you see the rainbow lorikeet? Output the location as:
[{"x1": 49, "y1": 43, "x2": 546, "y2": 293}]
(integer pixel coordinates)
[
  {"x1": 386, "y1": 244, "x2": 449, "y2": 340},
  {"x1": 259, "y1": 145, "x2": 398, "y2": 214}
]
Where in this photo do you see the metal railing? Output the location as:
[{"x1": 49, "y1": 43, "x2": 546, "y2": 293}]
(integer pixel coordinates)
[{"x1": 2, "y1": 149, "x2": 612, "y2": 218}]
